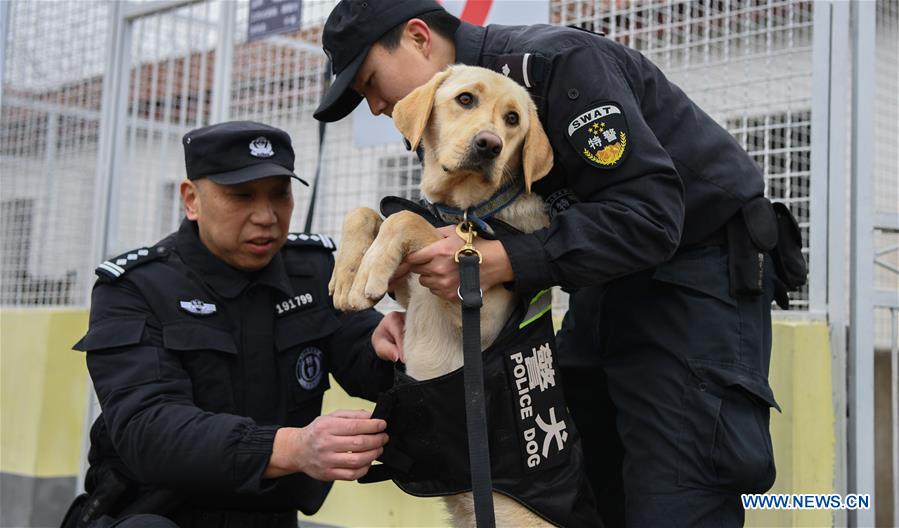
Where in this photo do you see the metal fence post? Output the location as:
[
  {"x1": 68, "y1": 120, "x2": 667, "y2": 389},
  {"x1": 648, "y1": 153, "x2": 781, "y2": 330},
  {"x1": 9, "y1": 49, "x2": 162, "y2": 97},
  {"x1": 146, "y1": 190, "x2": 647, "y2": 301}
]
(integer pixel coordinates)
[
  {"x1": 0, "y1": 0, "x2": 10, "y2": 98},
  {"x1": 210, "y1": 0, "x2": 235, "y2": 124},
  {"x1": 822, "y1": 3, "x2": 852, "y2": 519},
  {"x1": 809, "y1": 1, "x2": 831, "y2": 318},
  {"x1": 78, "y1": 0, "x2": 131, "y2": 496},
  {"x1": 848, "y1": 0, "x2": 877, "y2": 525}
]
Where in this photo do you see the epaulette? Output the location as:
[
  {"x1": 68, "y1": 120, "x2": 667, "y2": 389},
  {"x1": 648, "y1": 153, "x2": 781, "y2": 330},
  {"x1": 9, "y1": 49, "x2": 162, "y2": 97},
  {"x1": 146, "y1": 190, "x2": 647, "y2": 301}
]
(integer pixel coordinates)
[
  {"x1": 284, "y1": 233, "x2": 336, "y2": 251},
  {"x1": 95, "y1": 245, "x2": 169, "y2": 281},
  {"x1": 484, "y1": 52, "x2": 548, "y2": 92}
]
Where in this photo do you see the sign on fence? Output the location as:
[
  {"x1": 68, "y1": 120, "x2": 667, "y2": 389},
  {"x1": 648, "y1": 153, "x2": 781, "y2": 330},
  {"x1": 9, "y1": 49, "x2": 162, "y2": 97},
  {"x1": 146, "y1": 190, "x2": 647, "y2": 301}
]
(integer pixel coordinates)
[{"x1": 248, "y1": 0, "x2": 301, "y2": 42}]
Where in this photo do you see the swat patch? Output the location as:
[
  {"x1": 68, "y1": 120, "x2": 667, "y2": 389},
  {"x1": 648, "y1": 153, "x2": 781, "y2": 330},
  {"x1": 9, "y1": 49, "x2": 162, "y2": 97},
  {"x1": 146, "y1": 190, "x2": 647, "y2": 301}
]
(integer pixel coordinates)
[
  {"x1": 504, "y1": 341, "x2": 570, "y2": 472},
  {"x1": 296, "y1": 347, "x2": 323, "y2": 390},
  {"x1": 566, "y1": 102, "x2": 630, "y2": 169}
]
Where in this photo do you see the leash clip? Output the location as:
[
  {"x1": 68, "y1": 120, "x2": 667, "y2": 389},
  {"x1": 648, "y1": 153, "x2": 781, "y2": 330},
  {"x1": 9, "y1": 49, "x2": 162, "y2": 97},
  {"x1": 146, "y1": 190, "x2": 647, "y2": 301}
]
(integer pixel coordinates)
[{"x1": 454, "y1": 215, "x2": 483, "y2": 263}]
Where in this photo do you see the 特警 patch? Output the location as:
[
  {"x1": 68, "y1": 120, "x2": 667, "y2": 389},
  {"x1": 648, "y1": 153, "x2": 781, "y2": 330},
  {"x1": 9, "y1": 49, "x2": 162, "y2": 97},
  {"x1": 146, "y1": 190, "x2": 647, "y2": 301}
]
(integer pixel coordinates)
[{"x1": 566, "y1": 102, "x2": 630, "y2": 169}]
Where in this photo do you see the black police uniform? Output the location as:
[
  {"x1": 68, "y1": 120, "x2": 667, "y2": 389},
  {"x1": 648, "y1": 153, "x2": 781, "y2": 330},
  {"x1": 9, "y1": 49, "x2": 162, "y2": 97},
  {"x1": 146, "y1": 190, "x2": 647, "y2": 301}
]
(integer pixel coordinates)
[
  {"x1": 73, "y1": 220, "x2": 392, "y2": 527},
  {"x1": 69, "y1": 121, "x2": 394, "y2": 528},
  {"x1": 448, "y1": 22, "x2": 783, "y2": 526},
  {"x1": 73, "y1": 219, "x2": 392, "y2": 526}
]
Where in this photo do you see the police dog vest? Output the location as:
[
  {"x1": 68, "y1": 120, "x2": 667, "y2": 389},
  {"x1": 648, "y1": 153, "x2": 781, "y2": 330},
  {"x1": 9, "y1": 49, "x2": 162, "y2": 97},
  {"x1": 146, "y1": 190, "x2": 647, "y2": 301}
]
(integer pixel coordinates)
[{"x1": 359, "y1": 297, "x2": 602, "y2": 527}]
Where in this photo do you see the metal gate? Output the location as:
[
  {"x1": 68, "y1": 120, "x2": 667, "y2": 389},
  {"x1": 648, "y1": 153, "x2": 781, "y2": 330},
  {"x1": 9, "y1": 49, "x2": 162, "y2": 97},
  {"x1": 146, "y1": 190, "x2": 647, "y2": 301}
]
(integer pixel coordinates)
[{"x1": 1, "y1": 1, "x2": 897, "y2": 525}]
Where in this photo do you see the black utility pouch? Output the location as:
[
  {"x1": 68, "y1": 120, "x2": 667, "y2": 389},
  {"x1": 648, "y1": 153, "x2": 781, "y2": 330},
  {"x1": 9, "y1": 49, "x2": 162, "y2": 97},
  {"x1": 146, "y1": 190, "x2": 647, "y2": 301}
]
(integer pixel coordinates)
[
  {"x1": 727, "y1": 197, "x2": 778, "y2": 298},
  {"x1": 769, "y1": 202, "x2": 808, "y2": 291}
]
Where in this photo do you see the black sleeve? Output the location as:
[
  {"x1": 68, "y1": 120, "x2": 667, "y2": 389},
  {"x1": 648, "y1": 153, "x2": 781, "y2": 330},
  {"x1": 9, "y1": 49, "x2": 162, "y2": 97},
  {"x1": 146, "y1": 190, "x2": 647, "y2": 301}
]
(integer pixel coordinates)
[
  {"x1": 501, "y1": 43, "x2": 684, "y2": 292},
  {"x1": 78, "y1": 280, "x2": 277, "y2": 494},
  {"x1": 327, "y1": 308, "x2": 394, "y2": 402}
]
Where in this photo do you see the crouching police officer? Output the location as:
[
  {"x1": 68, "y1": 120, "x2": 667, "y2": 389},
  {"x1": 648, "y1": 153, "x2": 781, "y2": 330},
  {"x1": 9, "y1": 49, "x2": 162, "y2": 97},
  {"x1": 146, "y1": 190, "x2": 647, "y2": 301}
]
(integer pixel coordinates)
[
  {"x1": 315, "y1": 1, "x2": 807, "y2": 526},
  {"x1": 64, "y1": 121, "x2": 404, "y2": 528}
]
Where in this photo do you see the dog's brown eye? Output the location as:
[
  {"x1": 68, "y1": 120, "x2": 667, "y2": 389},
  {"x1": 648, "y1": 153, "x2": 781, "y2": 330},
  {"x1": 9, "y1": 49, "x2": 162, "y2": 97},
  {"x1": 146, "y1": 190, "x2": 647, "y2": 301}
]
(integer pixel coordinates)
[
  {"x1": 505, "y1": 111, "x2": 520, "y2": 126},
  {"x1": 456, "y1": 92, "x2": 474, "y2": 108}
]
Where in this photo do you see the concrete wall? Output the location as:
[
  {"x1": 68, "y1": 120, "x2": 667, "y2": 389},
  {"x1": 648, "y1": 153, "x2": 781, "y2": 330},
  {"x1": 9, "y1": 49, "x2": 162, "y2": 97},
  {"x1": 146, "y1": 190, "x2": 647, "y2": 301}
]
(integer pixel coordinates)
[
  {"x1": 0, "y1": 309, "x2": 90, "y2": 527},
  {"x1": 0, "y1": 310, "x2": 834, "y2": 527}
]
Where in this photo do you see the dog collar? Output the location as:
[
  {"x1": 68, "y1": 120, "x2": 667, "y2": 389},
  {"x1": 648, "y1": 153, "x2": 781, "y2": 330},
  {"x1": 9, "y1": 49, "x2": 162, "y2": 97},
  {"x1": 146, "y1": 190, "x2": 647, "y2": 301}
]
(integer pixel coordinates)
[{"x1": 427, "y1": 179, "x2": 525, "y2": 235}]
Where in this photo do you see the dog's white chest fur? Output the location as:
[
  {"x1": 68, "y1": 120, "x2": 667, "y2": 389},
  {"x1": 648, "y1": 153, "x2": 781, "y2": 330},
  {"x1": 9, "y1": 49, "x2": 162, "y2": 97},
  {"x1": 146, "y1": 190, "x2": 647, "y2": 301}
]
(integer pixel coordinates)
[{"x1": 404, "y1": 192, "x2": 546, "y2": 381}]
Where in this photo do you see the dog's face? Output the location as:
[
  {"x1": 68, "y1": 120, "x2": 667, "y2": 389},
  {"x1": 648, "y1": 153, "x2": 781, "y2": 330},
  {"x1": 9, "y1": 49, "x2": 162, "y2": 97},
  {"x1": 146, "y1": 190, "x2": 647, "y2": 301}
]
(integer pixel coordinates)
[{"x1": 392, "y1": 65, "x2": 553, "y2": 208}]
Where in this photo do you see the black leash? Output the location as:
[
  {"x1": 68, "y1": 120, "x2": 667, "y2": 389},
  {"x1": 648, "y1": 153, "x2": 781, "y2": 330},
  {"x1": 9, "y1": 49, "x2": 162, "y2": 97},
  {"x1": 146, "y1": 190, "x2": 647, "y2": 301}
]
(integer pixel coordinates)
[{"x1": 455, "y1": 220, "x2": 496, "y2": 528}]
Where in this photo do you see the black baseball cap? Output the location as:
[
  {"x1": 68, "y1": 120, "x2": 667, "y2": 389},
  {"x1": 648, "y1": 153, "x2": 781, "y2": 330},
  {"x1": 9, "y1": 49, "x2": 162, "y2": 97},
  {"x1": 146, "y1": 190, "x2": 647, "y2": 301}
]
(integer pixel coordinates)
[
  {"x1": 314, "y1": 0, "x2": 445, "y2": 122},
  {"x1": 182, "y1": 121, "x2": 307, "y2": 186}
]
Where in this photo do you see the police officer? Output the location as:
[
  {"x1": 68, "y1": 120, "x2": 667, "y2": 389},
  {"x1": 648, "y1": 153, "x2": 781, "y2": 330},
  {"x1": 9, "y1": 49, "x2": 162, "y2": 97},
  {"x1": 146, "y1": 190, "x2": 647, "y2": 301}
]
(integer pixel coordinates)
[
  {"x1": 68, "y1": 121, "x2": 403, "y2": 528},
  {"x1": 315, "y1": 1, "x2": 799, "y2": 526}
]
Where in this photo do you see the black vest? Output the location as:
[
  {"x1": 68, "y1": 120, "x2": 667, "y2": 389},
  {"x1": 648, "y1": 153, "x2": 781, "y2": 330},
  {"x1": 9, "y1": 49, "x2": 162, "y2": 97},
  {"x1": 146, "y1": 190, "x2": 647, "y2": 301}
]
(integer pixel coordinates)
[{"x1": 361, "y1": 296, "x2": 602, "y2": 527}]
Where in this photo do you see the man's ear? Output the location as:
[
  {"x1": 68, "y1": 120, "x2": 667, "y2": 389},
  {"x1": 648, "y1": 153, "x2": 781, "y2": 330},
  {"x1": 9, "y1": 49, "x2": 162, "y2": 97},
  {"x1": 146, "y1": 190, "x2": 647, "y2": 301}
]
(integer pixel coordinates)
[
  {"x1": 404, "y1": 18, "x2": 432, "y2": 57},
  {"x1": 181, "y1": 179, "x2": 200, "y2": 221},
  {"x1": 522, "y1": 103, "x2": 554, "y2": 192},
  {"x1": 392, "y1": 67, "x2": 453, "y2": 151}
]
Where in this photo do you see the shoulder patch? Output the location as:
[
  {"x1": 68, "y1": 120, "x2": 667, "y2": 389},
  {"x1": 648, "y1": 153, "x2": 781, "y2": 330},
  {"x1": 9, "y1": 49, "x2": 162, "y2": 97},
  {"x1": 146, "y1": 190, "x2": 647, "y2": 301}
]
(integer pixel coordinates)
[
  {"x1": 284, "y1": 233, "x2": 336, "y2": 251},
  {"x1": 96, "y1": 246, "x2": 169, "y2": 281},
  {"x1": 565, "y1": 102, "x2": 630, "y2": 169}
]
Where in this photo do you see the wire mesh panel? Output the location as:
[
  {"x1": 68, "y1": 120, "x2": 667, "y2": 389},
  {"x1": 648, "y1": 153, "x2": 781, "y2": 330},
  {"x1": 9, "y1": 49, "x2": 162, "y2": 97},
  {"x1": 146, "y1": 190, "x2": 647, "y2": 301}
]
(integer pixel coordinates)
[
  {"x1": 555, "y1": 0, "x2": 815, "y2": 310},
  {"x1": 0, "y1": 0, "x2": 109, "y2": 306},
  {"x1": 230, "y1": 0, "x2": 412, "y2": 242},
  {"x1": 107, "y1": 1, "x2": 221, "y2": 256},
  {"x1": 221, "y1": 0, "x2": 819, "y2": 318},
  {"x1": 228, "y1": 0, "x2": 411, "y2": 312}
]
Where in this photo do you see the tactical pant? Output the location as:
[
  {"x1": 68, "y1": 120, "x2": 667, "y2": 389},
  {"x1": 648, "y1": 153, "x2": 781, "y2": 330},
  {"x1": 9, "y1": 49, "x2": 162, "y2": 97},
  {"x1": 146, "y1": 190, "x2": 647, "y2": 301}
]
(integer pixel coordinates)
[{"x1": 560, "y1": 245, "x2": 778, "y2": 527}]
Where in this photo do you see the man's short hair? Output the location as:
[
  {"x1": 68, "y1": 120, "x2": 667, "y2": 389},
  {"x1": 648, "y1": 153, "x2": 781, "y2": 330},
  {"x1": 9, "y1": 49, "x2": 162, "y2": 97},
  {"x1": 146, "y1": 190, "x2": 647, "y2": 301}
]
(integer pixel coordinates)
[{"x1": 377, "y1": 10, "x2": 461, "y2": 51}]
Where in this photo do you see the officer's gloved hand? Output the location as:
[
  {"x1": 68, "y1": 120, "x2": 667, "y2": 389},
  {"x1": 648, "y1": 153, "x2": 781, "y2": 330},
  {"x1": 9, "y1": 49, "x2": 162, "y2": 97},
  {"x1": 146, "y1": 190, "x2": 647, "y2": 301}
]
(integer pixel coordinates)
[{"x1": 265, "y1": 410, "x2": 388, "y2": 481}]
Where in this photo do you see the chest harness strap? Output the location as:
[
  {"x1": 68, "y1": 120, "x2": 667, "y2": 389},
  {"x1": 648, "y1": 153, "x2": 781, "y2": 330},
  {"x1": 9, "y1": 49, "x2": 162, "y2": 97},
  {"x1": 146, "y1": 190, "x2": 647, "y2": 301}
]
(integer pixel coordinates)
[{"x1": 455, "y1": 217, "x2": 496, "y2": 528}]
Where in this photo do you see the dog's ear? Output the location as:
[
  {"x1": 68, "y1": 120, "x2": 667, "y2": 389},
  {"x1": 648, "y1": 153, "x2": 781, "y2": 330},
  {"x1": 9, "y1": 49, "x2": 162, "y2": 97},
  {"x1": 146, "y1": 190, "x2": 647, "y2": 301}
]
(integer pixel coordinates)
[
  {"x1": 393, "y1": 68, "x2": 453, "y2": 151},
  {"x1": 522, "y1": 103, "x2": 554, "y2": 192}
]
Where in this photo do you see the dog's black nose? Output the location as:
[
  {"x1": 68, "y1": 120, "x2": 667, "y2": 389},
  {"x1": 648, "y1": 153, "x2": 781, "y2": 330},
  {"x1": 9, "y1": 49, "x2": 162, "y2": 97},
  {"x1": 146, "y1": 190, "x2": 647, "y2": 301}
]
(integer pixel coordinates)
[{"x1": 473, "y1": 131, "x2": 503, "y2": 159}]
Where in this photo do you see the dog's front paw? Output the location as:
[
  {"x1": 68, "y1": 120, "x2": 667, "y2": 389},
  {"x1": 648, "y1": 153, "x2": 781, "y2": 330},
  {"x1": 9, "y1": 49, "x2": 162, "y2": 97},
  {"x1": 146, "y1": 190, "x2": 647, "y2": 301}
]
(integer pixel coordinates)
[
  {"x1": 330, "y1": 265, "x2": 359, "y2": 311},
  {"x1": 363, "y1": 271, "x2": 391, "y2": 303},
  {"x1": 346, "y1": 240, "x2": 393, "y2": 309},
  {"x1": 345, "y1": 274, "x2": 379, "y2": 310}
]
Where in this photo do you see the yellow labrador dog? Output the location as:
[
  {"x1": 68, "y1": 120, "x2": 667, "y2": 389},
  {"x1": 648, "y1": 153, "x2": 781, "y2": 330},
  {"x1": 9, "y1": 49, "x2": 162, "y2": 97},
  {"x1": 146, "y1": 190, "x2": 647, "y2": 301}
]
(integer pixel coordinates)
[{"x1": 329, "y1": 65, "x2": 554, "y2": 526}]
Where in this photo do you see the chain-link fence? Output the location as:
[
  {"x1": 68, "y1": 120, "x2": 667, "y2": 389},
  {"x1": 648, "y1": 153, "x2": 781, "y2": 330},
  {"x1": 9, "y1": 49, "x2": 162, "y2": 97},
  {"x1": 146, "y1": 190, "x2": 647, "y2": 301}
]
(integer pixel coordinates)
[
  {"x1": 1, "y1": 0, "x2": 108, "y2": 306},
  {"x1": 557, "y1": 0, "x2": 815, "y2": 310},
  {"x1": 1, "y1": 3, "x2": 897, "y2": 521},
  {"x1": 2, "y1": 0, "x2": 822, "y2": 311}
]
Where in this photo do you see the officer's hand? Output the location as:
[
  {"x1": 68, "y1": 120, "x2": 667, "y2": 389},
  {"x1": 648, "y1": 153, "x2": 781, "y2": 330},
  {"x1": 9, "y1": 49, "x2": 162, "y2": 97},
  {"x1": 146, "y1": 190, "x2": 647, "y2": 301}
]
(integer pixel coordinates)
[
  {"x1": 403, "y1": 225, "x2": 514, "y2": 301},
  {"x1": 266, "y1": 410, "x2": 388, "y2": 481},
  {"x1": 372, "y1": 311, "x2": 405, "y2": 363}
]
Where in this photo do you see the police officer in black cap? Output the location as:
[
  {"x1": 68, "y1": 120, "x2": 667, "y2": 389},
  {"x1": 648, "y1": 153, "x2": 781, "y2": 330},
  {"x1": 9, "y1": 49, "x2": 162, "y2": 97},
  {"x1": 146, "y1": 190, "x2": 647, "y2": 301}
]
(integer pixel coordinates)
[
  {"x1": 315, "y1": 2, "x2": 807, "y2": 526},
  {"x1": 67, "y1": 121, "x2": 404, "y2": 528}
]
